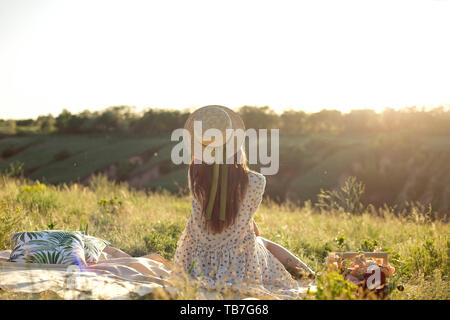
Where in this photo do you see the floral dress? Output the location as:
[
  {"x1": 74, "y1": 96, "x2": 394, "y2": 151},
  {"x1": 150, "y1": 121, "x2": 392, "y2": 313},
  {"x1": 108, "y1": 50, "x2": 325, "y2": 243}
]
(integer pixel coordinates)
[{"x1": 174, "y1": 171, "x2": 304, "y2": 298}]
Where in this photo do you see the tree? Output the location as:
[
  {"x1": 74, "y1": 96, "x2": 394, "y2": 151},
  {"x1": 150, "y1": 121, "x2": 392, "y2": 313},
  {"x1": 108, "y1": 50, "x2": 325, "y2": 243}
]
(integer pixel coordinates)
[
  {"x1": 280, "y1": 110, "x2": 308, "y2": 134},
  {"x1": 344, "y1": 109, "x2": 378, "y2": 133},
  {"x1": 5, "y1": 120, "x2": 16, "y2": 134},
  {"x1": 55, "y1": 109, "x2": 72, "y2": 133},
  {"x1": 307, "y1": 109, "x2": 343, "y2": 134},
  {"x1": 238, "y1": 106, "x2": 279, "y2": 129},
  {"x1": 37, "y1": 115, "x2": 55, "y2": 133}
]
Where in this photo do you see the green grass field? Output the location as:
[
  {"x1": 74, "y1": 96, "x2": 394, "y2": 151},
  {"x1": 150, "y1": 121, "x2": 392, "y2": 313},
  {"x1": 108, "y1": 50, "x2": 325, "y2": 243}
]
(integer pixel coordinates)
[{"x1": 0, "y1": 175, "x2": 448, "y2": 299}]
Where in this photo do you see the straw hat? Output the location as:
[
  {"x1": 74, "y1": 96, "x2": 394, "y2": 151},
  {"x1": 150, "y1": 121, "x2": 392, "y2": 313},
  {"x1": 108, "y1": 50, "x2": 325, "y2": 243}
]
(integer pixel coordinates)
[{"x1": 184, "y1": 105, "x2": 245, "y2": 163}]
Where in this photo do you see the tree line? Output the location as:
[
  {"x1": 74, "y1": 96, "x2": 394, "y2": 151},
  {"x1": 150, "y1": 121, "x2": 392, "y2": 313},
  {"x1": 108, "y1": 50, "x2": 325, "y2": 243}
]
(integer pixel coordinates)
[{"x1": 1, "y1": 105, "x2": 450, "y2": 136}]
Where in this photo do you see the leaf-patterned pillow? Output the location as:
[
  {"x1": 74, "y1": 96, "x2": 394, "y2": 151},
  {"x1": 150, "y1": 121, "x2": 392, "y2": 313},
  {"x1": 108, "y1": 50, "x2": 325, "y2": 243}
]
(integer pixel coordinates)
[
  {"x1": 8, "y1": 230, "x2": 87, "y2": 266},
  {"x1": 82, "y1": 235, "x2": 110, "y2": 264}
]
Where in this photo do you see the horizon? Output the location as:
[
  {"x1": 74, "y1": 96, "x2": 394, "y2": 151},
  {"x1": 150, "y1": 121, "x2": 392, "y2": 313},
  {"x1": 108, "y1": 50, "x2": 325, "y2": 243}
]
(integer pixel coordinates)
[
  {"x1": 1, "y1": 0, "x2": 450, "y2": 119},
  {"x1": 3, "y1": 104, "x2": 450, "y2": 121}
]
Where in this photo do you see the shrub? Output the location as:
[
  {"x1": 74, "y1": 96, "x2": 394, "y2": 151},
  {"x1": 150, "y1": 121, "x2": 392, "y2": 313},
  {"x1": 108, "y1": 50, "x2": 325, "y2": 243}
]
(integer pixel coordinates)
[
  {"x1": 408, "y1": 239, "x2": 447, "y2": 277},
  {"x1": 2, "y1": 161, "x2": 25, "y2": 177},
  {"x1": 310, "y1": 270, "x2": 359, "y2": 300},
  {"x1": 334, "y1": 235, "x2": 347, "y2": 250},
  {"x1": 0, "y1": 202, "x2": 21, "y2": 250},
  {"x1": 359, "y1": 239, "x2": 380, "y2": 252},
  {"x1": 316, "y1": 176, "x2": 365, "y2": 214},
  {"x1": 98, "y1": 196, "x2": 123, "y2": 214},
  {"x1": 17, "y1": 183, "x2": 59, "y2": 213}
]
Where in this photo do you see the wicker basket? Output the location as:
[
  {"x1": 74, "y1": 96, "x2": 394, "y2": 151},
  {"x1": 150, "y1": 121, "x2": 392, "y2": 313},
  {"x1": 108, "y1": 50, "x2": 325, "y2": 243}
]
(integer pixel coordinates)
[
  {"x1": 327, "y1": 251, "x2": 395, "y2": 298},
  {"x1": 328, "y1": 251, "x2": 389, "y2": 266}
]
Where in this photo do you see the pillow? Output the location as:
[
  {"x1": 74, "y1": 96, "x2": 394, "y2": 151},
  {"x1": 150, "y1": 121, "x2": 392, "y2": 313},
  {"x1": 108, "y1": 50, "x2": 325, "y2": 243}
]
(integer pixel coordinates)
[
  {"x1": 8, "y1": 230, "x2": 86, "y2": 266},
  {"x1": 82, "y1": 235, "x2": 110, "y2": 264}
]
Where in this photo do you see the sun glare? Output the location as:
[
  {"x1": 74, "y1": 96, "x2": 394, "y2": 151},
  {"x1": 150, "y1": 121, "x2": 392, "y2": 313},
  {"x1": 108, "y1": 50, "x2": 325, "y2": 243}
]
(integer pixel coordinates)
[{"x1": 0, "y1": 0, "x2": 449, "y2": 119}]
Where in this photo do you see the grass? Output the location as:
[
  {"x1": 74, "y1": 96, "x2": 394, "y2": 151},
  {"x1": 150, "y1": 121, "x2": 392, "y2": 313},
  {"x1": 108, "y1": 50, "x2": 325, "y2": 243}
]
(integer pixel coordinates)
[
  {"x1": 0, "y1": 134, "x2": 169, "y2": 183},
  {"x1": 0, "y1": 174, "x2": 448, "y2": 300},
  {"x1": 1, "y1": 133, "x2": 450, "y2": 217}
]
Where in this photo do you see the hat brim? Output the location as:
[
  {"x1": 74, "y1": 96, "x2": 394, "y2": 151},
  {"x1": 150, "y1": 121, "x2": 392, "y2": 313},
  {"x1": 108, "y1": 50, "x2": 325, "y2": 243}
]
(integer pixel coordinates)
[{"x1": 184, "y1": 105, "x2": 245, "y2": 162}]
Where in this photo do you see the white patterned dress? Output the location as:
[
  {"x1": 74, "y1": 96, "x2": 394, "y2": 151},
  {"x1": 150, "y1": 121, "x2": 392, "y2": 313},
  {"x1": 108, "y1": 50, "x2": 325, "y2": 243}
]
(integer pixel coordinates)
[{"x1": 174, "y1": 171, "x2": 304, "y2": 298}]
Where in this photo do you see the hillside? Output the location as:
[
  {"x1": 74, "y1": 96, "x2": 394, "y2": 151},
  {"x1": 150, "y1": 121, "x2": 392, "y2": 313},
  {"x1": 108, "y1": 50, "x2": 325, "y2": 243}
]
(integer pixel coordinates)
[{"x1": 1, "y1": 133, "x2": 449, "y2": 217}]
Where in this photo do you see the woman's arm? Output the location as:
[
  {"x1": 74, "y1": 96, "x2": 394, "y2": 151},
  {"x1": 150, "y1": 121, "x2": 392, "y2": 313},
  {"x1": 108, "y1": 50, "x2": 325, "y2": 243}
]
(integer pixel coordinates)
[
  {"x1": 253, "y1": 220, "x2": 260, "y2": 236},
  {"x1": 259, "y1": 237, "x2": 315, "y2": 278}
]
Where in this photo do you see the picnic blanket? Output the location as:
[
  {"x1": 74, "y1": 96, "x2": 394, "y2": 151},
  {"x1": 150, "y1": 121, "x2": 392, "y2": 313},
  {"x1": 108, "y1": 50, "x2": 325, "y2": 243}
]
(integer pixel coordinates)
[{"x1": 0, "y1": 248, "x2": 315, "y2": 300}]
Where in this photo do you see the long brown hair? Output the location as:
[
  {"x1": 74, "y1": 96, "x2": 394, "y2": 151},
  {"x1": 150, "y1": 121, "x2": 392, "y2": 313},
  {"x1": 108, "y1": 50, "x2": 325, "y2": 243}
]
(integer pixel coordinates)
[{"x1": 189, "y1": 151, "x2": 249, "y2": 234}]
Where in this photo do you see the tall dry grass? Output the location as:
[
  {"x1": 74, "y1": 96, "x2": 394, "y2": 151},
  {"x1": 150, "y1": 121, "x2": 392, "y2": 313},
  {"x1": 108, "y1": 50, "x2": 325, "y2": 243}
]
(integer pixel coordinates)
[{"x1": 0, "y1": 174, "x2": 448, "y2": 299}]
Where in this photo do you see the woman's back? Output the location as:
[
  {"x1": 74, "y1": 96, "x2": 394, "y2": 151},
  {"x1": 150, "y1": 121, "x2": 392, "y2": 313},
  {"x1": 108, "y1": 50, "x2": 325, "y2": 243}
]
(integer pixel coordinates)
[
  {"x1": 174, "y1": 171, "x2": 302, "y2": 298},
  {"x1": 185, "y1": 171, "x2": 264, "y2": 244}
]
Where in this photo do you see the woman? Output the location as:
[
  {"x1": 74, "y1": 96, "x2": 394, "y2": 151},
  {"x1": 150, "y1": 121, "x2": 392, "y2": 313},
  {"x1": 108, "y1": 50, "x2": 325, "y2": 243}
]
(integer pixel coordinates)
[{"x1": 174, "y1": 105, "x2": 314, "y2": 298}]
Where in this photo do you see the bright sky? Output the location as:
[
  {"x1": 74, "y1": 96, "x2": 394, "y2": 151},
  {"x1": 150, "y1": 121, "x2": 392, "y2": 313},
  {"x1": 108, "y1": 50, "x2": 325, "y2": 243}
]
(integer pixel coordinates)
[{"x1": 0, "y1": 0, "x2": 449, "y2": 119}]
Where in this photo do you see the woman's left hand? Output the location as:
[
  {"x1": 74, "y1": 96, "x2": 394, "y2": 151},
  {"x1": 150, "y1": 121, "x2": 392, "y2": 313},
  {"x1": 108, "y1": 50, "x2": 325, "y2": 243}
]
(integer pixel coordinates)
[{"x1": 253, "y1": 220, "x2": 260, "y2": 236}]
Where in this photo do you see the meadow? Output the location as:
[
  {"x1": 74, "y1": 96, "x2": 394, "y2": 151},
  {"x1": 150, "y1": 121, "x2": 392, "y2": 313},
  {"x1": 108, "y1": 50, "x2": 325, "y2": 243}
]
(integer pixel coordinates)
[
  {"x1": 2, "y1": 105, "x2": 450, "y2": 217},
  {"x1": 1, "y1": 106, "x2": 449, "y2": 299},
  {"x1": 1, "y1": 132, "x2": 450, "y2": 218},
  {"x1": 0, "y1": 174, "x2": 448, "y2": 300}
]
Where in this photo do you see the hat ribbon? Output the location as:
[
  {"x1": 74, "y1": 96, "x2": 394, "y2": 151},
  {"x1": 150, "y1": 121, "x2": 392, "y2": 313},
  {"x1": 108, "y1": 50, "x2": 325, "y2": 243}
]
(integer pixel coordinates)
[{"x1": 205, "y1": 163, "x2": 228, "y2": 221}]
